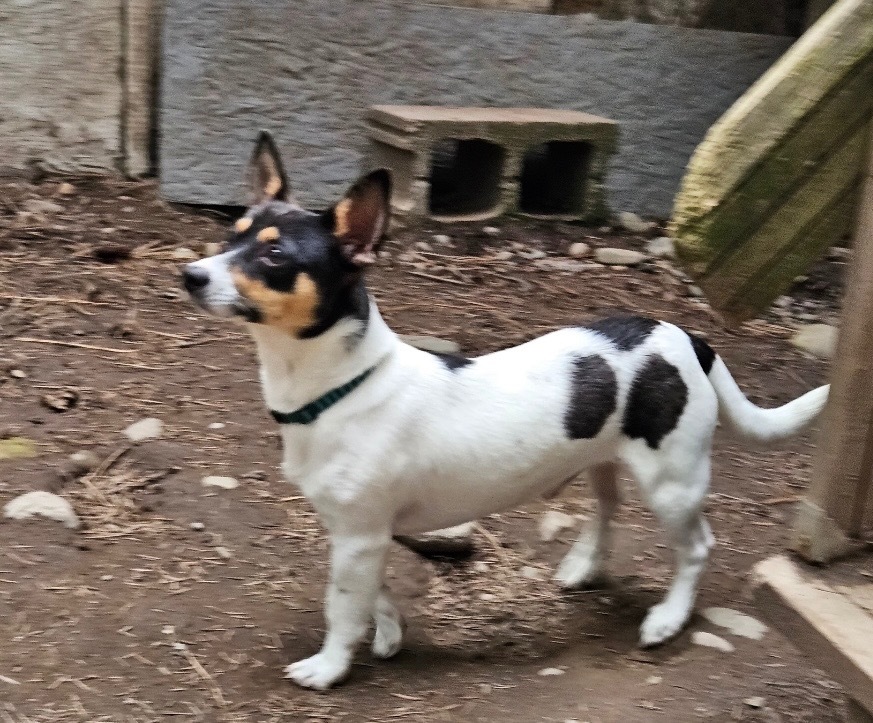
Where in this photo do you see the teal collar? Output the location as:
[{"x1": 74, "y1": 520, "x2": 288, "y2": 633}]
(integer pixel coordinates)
[{"x1": 270, "y1": 366, "x2": 376, "y2": 425}]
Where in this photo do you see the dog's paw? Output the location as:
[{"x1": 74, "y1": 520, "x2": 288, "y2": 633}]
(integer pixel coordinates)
[
  {"x1": 371, "y1": 614, "x2": 405, "y2": 659},
  {"x1": 284, "y1": 653, "x2": 350, "y2": 690},
  {"x1": 638, "y1": 602, "x2": 689, "y2": 648},
  {"x1": 553, "y1": 551, "x2": 604, "y2": 589}
]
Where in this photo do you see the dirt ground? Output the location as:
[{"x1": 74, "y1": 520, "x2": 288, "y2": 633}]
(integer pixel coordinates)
[{"x1": 0, "y1": 177, "x2": 854, "y2": 722}]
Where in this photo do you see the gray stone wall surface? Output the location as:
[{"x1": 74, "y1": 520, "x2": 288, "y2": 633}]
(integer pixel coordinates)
[
  {"x1": 0, "y1": 0, "x2": 122, "y2": 175},
  {"x1": 160, "y1": 1, "x2": 793, "y2": 217}
]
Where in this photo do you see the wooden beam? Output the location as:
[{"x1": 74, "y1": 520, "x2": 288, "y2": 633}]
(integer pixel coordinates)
[
  {"x1": 792, "y1": 123, "x2": 873, "y2": 562},
  {"x1": 123, "y1": 0, "x2": 162, "y2": 177}
]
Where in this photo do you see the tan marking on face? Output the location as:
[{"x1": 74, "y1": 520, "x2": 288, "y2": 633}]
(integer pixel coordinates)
[
  {"x1": 234, "y1": 216, "x2": 253, "y2": 233},
  {"x1": 232, "y1": 270, "x2": 319, "y2": 336},
  {"x1": 264, "y1": 176, "x2": 283, "y2": 198},
  {"x1": 334, "y1": 198, "x2": 352, "y2": 238},
  {"x1": 256, "y1": 226, "x2": 280, "y2": 243}
]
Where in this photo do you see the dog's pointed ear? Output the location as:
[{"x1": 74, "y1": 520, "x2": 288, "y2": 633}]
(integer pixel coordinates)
[
  {"x1": 323, "y1": 169, "x2": 391, "y2": 267},
  {"x1": 246, "y1": 130, "x2": 291, "y2": 204}
]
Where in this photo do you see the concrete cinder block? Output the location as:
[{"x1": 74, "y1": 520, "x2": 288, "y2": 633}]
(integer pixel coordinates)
[{"x1": 367, "y1": 105, "x2": 618, "y2": 222}]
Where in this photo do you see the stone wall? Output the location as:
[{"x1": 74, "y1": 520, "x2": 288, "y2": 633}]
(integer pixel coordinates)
[{"x1": 160, "y1": 0, "x2": 793, "y2": 217}]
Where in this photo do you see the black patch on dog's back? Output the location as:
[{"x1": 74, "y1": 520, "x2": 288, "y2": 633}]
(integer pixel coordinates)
[
  {"x1": 623, "y1": 356, "x2": 688, "y2": 449},
  {"x1": 687, "y1": 332, "x2": 716, "y2": 374},
  {"x1": 430, "y1": 352, "x2": 473, "y2": 372},
  {"x1": 564, "y1": 354, "x2": 618, "y2": 439},
  {"x1": 585, "y1": 316, "x2": 660, "y2": 351}
]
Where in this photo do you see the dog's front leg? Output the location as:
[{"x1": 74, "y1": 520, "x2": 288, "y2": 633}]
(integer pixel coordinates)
[{"x1": 285, "y1": 530, "x2": 390, "y2": 690}]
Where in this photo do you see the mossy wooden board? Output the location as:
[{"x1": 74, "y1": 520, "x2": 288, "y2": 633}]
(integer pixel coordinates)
[{"x1": 671, "y1": 0, "x2": 873, "y2": 322}]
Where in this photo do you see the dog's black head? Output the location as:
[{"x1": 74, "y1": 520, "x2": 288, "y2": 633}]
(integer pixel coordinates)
[{"x1": 183, "y1": 131, "x2": 391, "y2": 338}]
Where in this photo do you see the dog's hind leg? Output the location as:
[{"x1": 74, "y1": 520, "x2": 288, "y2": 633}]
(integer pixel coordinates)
[
  {"x1": 371, "y1": 587, "x2": 404, "y2": 659},
  {"x1": 626, "y1": 449, "x2": 714, "y2": 648},
  {"x1": 554, "y1": 462, "x2": 620, "y2": 589},
  {"x1": 285, "y1": 530, "x2": 391, "y2": 689}
]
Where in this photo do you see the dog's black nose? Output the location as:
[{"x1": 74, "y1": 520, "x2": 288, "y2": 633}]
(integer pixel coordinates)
[{"x1": 182, "y1": 265, "x2": 210, "y2": 293}]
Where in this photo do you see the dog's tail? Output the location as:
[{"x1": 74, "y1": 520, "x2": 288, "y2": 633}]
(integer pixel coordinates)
[{"x1": 692, "y1": 334, "x2": 829, "y2": 442}]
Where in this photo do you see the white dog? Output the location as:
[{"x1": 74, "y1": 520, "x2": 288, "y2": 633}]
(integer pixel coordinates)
[{"x1": 182, "y1": 132, "x2": 829, "y2": 689}]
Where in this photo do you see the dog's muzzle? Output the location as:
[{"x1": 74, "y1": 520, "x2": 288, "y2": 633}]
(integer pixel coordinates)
[{"x1": 181, "y1": 254, "x2": 253, "y2": 319}]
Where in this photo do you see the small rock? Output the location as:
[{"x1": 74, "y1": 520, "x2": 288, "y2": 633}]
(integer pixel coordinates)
[
  {"x1": 617, "y1": 211, "x2": 652, "y2": 234},
  {"x1": 687, "y1": 285, "x2": 705, "y2": 298},
  {"x1": 394, "y1": 522, "x2": 475, "y2": 559},
  {"x1": 202, "y1": 475, "x2": 239, "y2": 490},
  {"x1": 744, "y1": 697, "x2": 766, "y2": 709},
  {"x1": 22, "y1": 198, "x2": 63, "y2": 215},
  {"x1": 534, "y1": 259, "x2": 594, "y2": 273},
  {"x1": 190, "y1": 522, "x2": 205, "y2": 531},
  {"x1": 646, "y1": 236, "x2": 675, "y2": 259},
  {"x1": 482, "y1": 226, "x2": 500, "y2": 236},
  {"x1": 9, "y1": 369, "x2": 26, "y2": 379},
  {"x1": 594, "y1": 248, "x2": 646, "y2": 266},
  {"x1": 41, "y1": 390, "x2": 79, "y2": 413},
  {"x1": 124, "y1": 417, "x2": 163, "y2": 442},
  {"x1": 646, "y1": 675, "x2": 663, "y2": 685},
  {"x1": 521, "y1": 565, "x2": 545, "y2": 581},
  {"x1": 494, "y1": 250, "x2": 514, "y2": 261},
  {"x1": 57, "y1": 182, "x2": 76, "y2": 196},
  {"x1": 539, "y1": 510, "x2": 576, "y2": 542},
  {"x1": 432, "y1": 234, "x2": 451, "y2": 245},
  {"x1": 520, "y1": 249, "x2": 547, "y2": 260},
  {"x1": 208, "y1": 422, "x2": 225, "y2": 430},
  {"x1": 773, "y1": 295, "x2": 792, "y2": 309},
  {"x1": 568, "y1": 242, "x2": 590, "y2": 258},
  {"x1": 3, "y1": 491, "x2": 80, "y2": 529},
  {"x1": 100, "y1": 574, "x2": 113, "y2": 581},
  {"x1": 537, "y1": 667, "x2": 565, "y2": 677},
  {"x1": 204, "y1": 242, "x2": 221, "y2": 257},
  {"x1": 171, "y1": 247, "x2": 200, "y2": 261},
  {"x1": 691, "y1": 631, "x2": 735, "y2": 652},
  {"x1": 414, "y1": 241, "x2": 432, "y2": 252},
  {"x1": 161, "y1": 625, "x2": 175, "y2": 635},
  {"x1": 399, "y1": 335, "x2": 461, "y2": 355},
  {"x1": 790, "y1": 324, "x2": 838, "y2": 360},
  {"x1": 68, "y1": 450, "x2": 99, "y2": 476},
  {"x1": 214, "y1": 546, "x2": 232, "y2": 559},
  {"x1": 472, "y1": 561, "x2": 490, "y2": 573},
  {"x1": 702, "y1": 608, "x2": 767, "y2": 640}
]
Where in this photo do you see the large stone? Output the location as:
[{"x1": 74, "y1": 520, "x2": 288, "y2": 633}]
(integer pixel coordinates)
[
  {"x1": 617, "y1": 211, "x2": 652, "y2": 233},
  {"x1": 3, "y1": 491, "x2": 80, "y2": 529},
  {"x1": 790, "y1": 324, "x2": 838, "y2": 359},
  {"x1": 202, "y1": 475, "x2": 240, "y2": 490}
]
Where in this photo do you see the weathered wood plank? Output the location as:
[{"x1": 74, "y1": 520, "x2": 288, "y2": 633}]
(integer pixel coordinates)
[
  {"x1": 679, "y1": 58, "x2": 873, "y2": 275},
  {"x1": 702, "y1": 123, "x2": 869, "y2": 314},
  {"x1": 726, "y1": 183, "x2": 861, "y2": 320},
  {"x1": 792, "y1": 124, "x2": 873, "y2": 561},
  {"x1": 753, "y1": 555, "x2": 873, "y2": 715},
  {"x1": 671, "y1": 0, "x2": 873, "y2": 320}
]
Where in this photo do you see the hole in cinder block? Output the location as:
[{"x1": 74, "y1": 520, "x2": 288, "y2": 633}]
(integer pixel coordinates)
[
  {"x1": 429, "y1": 138, "x2": 504, "y2": 219},
  {"x1": 519, "y1": 141, "x2": 592, "y2": 216}
]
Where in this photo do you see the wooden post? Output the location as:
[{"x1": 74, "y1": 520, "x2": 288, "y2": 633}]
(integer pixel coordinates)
[
  {"x1": 792, "y1": 123, "x2": 873, "y2": 562},
  {"x1": 122, "y1": 0, "x2": 162, "y2": 177}
]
